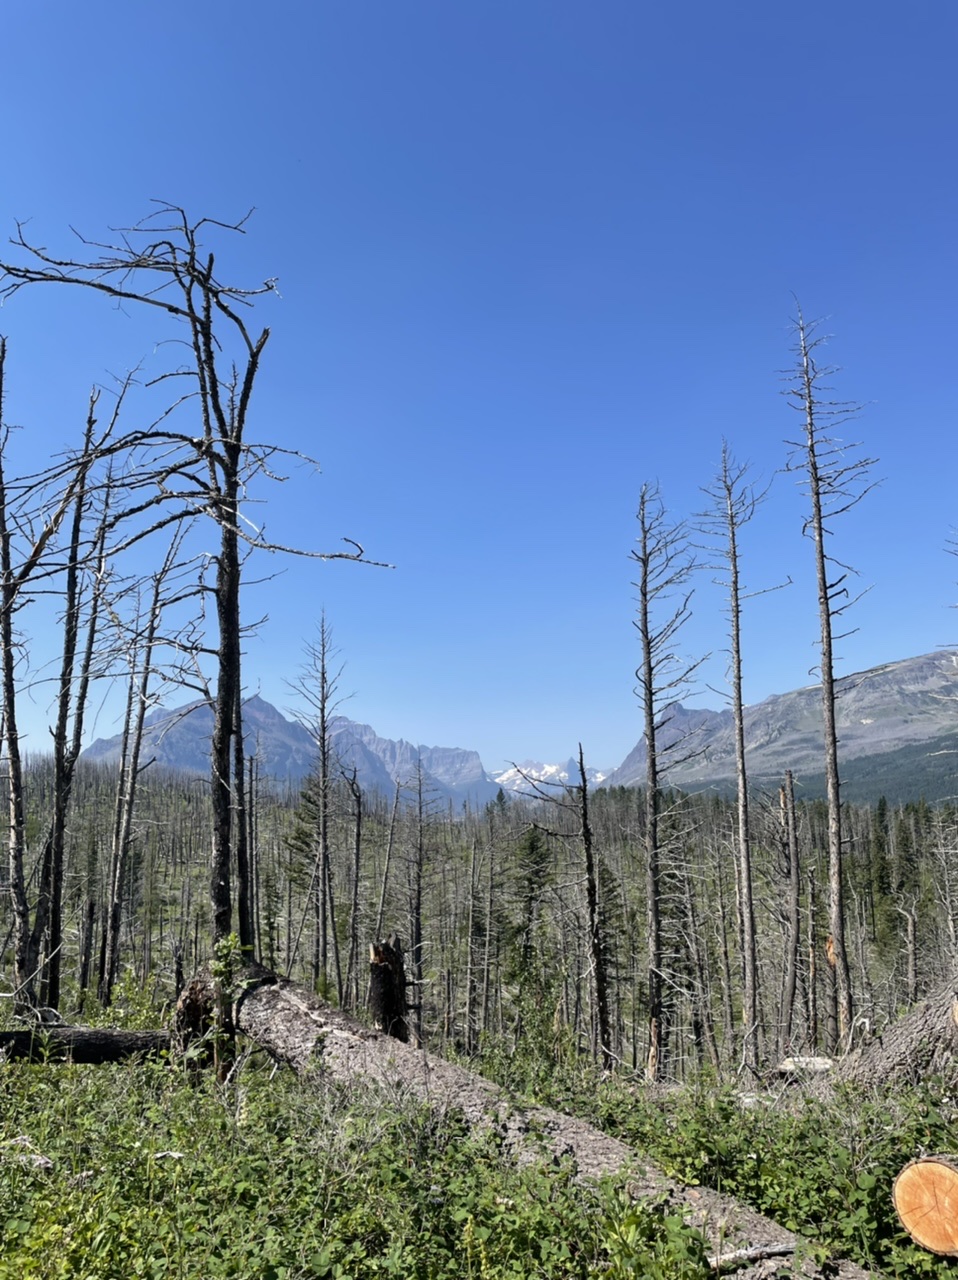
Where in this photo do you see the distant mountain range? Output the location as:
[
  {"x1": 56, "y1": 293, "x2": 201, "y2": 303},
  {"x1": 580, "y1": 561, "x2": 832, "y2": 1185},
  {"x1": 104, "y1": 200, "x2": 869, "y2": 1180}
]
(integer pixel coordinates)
[
  {"x1": 82, "y1": 695, "x2": 501, "y2": 806},
  {"x1": 80, "y1": 650, "x2": 958, "y2": 806},
  {"x1": 490, "y1": 759, "x2": 609, "y2": 796},
  {"x1": 605, "y1": 649, "x2": 958, "y2": 804}
]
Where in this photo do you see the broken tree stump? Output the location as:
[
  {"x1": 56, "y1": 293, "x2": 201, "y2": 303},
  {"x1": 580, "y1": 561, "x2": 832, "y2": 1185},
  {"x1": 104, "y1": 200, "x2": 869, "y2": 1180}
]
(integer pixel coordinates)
[
  {"x1": 368, "y1": 933, "x2": 408, "y2": 1042},
  {"x1": 893, "y1": 1156, "x2": 958, "y2": 1255}
]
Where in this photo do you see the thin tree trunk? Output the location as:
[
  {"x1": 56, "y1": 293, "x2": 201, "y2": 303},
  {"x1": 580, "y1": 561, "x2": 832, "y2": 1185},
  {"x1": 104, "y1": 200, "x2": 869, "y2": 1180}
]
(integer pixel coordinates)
[
  {"x1": 343, "y1": 770, "x2": 362, "y2": 1010},
  {"x1": 779, "y1": 770, "x2": 801, "y2": 1056},
  {"x1": 578, "y1": 745, "x2": 613, "y2": 1068},
  {"x1": 37, "y1": 403, "x2": 101, "y2": 1009},
  {"x1": 807, "y1": 868, "x2": 819, "y2": 1051},
  {"x1": 788, "y1": 311, "x2": 873, "y2": 1049},
  {"x1": 464, "y1": 837, "x2": 478, "y2": 1054},
  {"x1": 374, "y1": 781, "x2": 401, "y2": 941}
]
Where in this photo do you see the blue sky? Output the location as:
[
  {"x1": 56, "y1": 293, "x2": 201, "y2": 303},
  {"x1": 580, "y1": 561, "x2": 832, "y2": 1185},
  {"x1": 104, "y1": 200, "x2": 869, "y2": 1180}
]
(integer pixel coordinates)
[{"x1": 1, "y1": 1, "x2": 955, "y2": 773}]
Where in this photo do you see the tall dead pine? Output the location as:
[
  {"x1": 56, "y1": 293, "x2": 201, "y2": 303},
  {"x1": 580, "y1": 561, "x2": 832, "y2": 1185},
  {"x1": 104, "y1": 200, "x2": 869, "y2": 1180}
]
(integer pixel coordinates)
[
  {"x1": 784, "y1": 308, "x2": 877, "y2": 1051},
  {"x1": 630, "y1": 483, "x2": 702, "y2": 1079}
]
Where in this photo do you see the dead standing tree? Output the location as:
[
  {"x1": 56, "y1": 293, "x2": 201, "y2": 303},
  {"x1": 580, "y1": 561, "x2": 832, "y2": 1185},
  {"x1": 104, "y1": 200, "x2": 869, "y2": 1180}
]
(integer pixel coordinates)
[
  {"x1": 784, "y1": 308, "x2": 877, "y2": 1053},
  {"x1": 510, "y1": 752, "x2": 614, "y2": 1070},
  {"x1": 0, "y1": 206, "x2": 385, "y2": 960},
  {"x1": 0, "y1": 340, "x2": 135, "y2": 1008},
  {"x1": 695, "y1": 443, "x2": 785, "y2": 1071},
  {"x1": 630, "y1": 482, "x2": 704, "y2": 1080}
]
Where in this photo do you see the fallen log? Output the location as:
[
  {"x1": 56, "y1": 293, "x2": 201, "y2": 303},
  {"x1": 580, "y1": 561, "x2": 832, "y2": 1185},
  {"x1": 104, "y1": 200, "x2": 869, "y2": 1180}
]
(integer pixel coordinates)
[
  {"x1": 838, "y1": 985, "x2": 958, "y2": 1090},
  {"x1": 176, "y1": 962, "x2": 872, "y2": 1278},
  {"x1": 0, "y1": 1027, "x2": 171, "y2": 1064}
]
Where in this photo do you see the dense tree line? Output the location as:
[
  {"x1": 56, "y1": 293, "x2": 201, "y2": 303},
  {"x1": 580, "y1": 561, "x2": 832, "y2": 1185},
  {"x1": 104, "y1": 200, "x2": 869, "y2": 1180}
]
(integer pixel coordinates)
[{"x1": 2, "y1": 750, "x2": 956, "y2": 1079}]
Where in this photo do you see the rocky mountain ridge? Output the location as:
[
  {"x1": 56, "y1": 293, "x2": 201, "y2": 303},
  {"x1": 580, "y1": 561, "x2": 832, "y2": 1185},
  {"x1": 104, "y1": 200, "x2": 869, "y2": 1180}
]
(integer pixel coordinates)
[
  {"x1": 82, "y1": 696, "x2": 500, "y2": 806},
  {"x1": 80, "y1": 650, "x2": 958, "y2": 805},
  {"x1": 605, "y1": 649, "x2": 958, "y2": 802}
]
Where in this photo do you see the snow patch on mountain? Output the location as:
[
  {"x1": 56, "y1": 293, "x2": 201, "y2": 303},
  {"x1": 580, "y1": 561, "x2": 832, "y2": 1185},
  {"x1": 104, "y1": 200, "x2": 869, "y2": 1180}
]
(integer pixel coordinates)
[{"x1": 492, "y1": 758, "x2": 609, "y2": 797}]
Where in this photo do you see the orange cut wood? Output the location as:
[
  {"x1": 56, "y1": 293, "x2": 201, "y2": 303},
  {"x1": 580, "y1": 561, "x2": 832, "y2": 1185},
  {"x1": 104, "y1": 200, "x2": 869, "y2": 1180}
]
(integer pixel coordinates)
[{"x1": 893, "y1": 1156, "x2": 958, "y2": 1255}]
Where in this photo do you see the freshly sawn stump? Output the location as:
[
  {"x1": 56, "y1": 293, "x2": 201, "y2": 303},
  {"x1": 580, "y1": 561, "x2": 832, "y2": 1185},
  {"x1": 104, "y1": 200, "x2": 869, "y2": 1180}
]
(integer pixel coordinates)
[{"x1": 893, "y1": 1156, "x2": 958, "y2": 1255}]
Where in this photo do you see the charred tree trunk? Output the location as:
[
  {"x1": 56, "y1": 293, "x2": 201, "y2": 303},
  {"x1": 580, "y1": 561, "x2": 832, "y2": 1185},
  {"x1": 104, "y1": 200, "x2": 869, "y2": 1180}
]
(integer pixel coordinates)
[
  {"x1": 368, "y1": 934, "x2": 408, "y2": 1042},
  {"x1": 578, "y1": 745, "x2": 613, "y2": 1069},
  {"x1": 0, "y1": 1026, "x2": 170, "y2": 1063},
  {"x1": 344, "y1": 769, "x2": 363, "y2": 1010}
]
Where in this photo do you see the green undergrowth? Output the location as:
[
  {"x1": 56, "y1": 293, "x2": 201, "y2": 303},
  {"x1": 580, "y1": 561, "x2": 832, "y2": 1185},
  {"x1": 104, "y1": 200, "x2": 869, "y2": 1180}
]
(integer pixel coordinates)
[
  {"x1": 595, "y1": 1076, "x2": 958, "y2": 1277},
  {"x1": 0, "y1": 1053, "x2": 713, "y2": 1279},
  {"x1": 478, "y1": 1033, "x2": 958, "y2": 1279}
]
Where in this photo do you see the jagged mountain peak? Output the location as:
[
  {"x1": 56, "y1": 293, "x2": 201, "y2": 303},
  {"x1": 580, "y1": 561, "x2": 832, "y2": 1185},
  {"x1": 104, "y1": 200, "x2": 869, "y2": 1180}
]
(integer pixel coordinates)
[
  {"x1": 82, "y1": 697, "x2": 499, "y2": 805},
  {"x1": 491, "y1": 758, "x2": 609, "y2": 797}
]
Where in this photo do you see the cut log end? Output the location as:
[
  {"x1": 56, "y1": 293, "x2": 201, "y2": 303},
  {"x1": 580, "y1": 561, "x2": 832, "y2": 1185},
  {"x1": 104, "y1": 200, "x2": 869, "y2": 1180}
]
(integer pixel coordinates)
[{"x1": 893, "y1": 1156, "x2": 958, "y2": 1255}]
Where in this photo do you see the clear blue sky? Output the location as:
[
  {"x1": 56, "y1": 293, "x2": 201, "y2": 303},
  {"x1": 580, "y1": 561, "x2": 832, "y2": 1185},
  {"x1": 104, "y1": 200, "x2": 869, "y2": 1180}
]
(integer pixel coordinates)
[{"x1": 2, "y1": 1, "x2": 955, "y2": 773}]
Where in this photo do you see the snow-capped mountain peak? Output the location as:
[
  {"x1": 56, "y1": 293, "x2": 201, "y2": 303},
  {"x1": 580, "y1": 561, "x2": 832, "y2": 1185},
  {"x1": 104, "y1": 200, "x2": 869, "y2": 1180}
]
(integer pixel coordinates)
[{"x1": 491, "y1": 758, "x2": 609, "y2": 797}]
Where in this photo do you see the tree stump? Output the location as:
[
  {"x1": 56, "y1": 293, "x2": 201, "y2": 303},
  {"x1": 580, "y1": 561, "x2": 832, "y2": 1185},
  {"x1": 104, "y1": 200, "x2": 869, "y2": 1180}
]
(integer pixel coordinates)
[
  {"x1": 368, "y1": 934, "x2": 408, "y2": 1042},
  {"x1": 893, "y1": 1156, "x2": 958, "y2": 1255}
]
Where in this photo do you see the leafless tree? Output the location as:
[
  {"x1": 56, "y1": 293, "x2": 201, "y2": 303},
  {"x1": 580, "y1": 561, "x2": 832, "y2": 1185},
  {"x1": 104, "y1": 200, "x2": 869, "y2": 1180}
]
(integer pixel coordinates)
[
  {"x1": 575, "y1": 746, "x2": 614, "y2": 1068},
  {"x1": 630, "y1": 482, "x2": 704, "y2": 1078},
  {"x1": 289, "y1": 614, "x2": 347, "y2": 999},
  {"x1": 696, "y1": 443, "x2": 785, "y2": 1069},
  {"x1": 0, "y1": 206, "x2": 386, "y2": 956},
  {"x1": 99, "y1": 529, "x2": 196, "y2": 1004},
  {"x1": 0, "y1": 340, "x2": 133, "y2": 1007},
  {"x1": 778, "y1": 769, "x2": 802, "y2": 1056},
  {"x1": 784, "y1": 307, "x2": 877, "y2": 1051}
]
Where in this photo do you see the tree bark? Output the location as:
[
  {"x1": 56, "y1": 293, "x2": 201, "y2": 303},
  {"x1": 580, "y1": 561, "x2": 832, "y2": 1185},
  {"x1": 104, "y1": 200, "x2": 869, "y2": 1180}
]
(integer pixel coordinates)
[
  {"x1": 0, "y1": 1027, "x2": 170, "y2": 1063},
  {"x1": 838, "y1": 984, "x2": 958, "y2": 1090}
]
